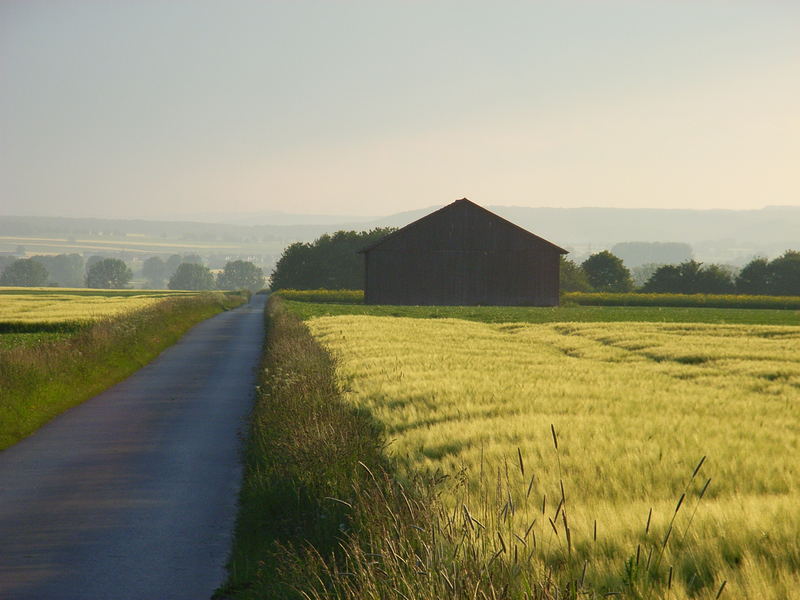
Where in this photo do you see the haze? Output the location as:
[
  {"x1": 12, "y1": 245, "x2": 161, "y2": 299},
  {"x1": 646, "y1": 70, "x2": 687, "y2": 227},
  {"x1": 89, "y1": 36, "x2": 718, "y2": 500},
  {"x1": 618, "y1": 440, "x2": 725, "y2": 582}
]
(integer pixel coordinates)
[{"x1": 2, "y1": 1, "x2": 799, "y2": 220}]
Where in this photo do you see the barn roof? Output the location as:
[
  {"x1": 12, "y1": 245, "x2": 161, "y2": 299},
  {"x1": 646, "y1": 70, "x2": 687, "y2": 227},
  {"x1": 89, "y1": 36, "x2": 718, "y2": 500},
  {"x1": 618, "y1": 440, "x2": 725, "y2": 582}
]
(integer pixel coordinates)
[{"x1": 359, "y1": 198, "x2": 568, "y2": 254}]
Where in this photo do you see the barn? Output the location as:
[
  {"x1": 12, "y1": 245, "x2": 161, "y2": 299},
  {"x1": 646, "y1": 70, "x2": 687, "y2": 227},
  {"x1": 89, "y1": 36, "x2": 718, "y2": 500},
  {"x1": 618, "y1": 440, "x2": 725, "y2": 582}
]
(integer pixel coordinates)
[{"x1": 359, "y1": 198, "x2": 568, "y2": 306}]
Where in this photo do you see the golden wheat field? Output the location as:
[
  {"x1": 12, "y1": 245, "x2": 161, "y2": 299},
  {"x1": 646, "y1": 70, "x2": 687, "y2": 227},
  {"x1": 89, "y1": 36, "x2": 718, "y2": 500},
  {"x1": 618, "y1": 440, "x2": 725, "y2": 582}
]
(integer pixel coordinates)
[
  {"x1": 0, "y1": 288, "x2": 197, "y2": 324},
  {"x1": 308, "y1": 316, "x2": 800, "y2": 599}
]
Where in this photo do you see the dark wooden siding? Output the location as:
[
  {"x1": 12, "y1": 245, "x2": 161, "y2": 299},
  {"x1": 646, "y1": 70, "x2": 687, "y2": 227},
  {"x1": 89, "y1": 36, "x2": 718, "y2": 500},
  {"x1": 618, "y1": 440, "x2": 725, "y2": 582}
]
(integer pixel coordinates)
[{"x1": 363, "y1": 200, "x2": 564, "y2": 306}]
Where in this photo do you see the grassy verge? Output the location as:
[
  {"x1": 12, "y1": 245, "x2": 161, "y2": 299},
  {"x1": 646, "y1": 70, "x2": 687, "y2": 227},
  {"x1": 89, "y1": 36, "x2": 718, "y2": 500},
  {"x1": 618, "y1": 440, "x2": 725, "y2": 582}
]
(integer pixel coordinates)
[
  {"x1": 0, "y1": 291, "x2": 248, "y2": 450},
  {"x1": 281, "y1": 299, "x2": 800, "y2": 326},
  {"x1": 218, "y1": 295, "x2": 387, "y2": 599}
]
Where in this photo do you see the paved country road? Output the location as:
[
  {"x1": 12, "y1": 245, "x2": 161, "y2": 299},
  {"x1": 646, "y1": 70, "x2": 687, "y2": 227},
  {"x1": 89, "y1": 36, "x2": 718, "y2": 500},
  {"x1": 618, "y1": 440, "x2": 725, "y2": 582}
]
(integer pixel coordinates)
[{"x1": 0, "y1": 293, "x2": 266, "y2": 600}]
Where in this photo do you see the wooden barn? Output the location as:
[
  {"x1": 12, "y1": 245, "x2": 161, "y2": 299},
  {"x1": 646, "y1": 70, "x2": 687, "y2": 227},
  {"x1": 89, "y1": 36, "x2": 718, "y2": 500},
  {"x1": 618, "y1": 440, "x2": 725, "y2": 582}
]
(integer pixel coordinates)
[{"x1": 359, "y1": 198, "x2": 567, "y2": 306}]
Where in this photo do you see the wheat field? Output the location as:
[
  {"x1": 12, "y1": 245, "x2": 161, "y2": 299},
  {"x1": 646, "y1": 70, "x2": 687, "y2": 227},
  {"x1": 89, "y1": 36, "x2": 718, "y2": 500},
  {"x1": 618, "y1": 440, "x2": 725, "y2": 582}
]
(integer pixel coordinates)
[
  {"x1": 0, "y1": 288, "x2": 197, "y2": 325},
  {"x1": 307, "y1": 315, "x2": 800, "y2": 599}
]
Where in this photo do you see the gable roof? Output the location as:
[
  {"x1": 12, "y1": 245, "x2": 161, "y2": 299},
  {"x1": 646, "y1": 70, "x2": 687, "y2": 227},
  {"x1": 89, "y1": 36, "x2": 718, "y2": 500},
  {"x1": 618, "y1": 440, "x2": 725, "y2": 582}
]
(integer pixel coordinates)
[{"x1": 359, "y1": 198, "x2": 568, "y2": 254}]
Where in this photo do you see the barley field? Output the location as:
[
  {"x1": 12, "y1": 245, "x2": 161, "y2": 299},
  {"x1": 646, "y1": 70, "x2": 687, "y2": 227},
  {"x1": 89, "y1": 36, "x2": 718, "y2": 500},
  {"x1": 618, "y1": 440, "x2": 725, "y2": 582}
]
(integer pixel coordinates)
[
  {"x1": 307, "y1": 315, "x2": 800, "y2": 599},
  {"x1": 0, "y1": 287, "x2": 198, "y2": 333}
]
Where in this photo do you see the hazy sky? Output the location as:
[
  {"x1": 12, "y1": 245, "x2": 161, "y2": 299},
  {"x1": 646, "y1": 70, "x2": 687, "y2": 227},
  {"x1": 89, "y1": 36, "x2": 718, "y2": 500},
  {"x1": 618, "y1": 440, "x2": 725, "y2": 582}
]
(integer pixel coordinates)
[{"x1": 2, "y1": 1, "x2": 799, "y2": 219}]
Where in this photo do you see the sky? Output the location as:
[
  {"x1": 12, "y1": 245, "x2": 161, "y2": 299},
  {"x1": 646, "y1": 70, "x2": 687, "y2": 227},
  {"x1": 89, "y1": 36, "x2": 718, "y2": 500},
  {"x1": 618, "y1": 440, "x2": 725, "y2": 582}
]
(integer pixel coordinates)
[{"x1": 1, "y1": 1, "x2": 799, "y2": 220}]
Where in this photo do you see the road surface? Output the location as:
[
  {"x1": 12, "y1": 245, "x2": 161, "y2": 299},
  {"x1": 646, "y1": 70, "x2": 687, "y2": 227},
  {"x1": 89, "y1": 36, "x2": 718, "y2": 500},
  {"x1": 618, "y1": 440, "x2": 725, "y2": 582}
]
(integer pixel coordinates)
[{"x1": 0, "y1": 293, "x2": 266, "y2": 600}]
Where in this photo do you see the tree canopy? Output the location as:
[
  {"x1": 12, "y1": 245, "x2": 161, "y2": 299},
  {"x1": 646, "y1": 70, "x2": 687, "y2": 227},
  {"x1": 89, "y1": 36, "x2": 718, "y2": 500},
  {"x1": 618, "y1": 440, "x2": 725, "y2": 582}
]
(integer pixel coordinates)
[
  {"x1": 0, "y1": 258, "x2": 49, "y2": 287},
  {"x1": 270, "y1": 228, "x2": 395, "y2": 290},
  {"x1": 736, "y1": 251, "x2": 800, "y2": 295},
  {"x1": 142, "y1": 256, "x2": 168, "y2": 288},
  {"x1": 168, "y1": 263, "x2": 215, "y2": 290},
  {"x1": 641, "y1": 260, "x2": 735, "y2": 294},
  {"x1": 217, "y1": 260, "x2": 265, "y2": 291},
  {"x1": 559, "y1": 257, "x2": 592, "y2": 292},
  {"x1": 581, "y1": 251, "x2": 633, "y2": 292},
  {"x1": 86, "y1": 258, "x2": 133, "y2": 289},
  {"x1": 31, "y1": 253, "x2": 84, "y2": 287}
]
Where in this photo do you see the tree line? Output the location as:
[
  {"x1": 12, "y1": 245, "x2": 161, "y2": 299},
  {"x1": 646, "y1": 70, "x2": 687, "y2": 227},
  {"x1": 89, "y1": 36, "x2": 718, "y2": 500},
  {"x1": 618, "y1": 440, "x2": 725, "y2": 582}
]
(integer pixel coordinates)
[
  {"x1": 0, "y1": 253, "x2": 265, "y2": 291},
  {"x1": 561, "y1": 250, "x2": 800, "y2": 296},
  {"x1": 269, "y1": 229, "x2": 800, "y2": 297}
]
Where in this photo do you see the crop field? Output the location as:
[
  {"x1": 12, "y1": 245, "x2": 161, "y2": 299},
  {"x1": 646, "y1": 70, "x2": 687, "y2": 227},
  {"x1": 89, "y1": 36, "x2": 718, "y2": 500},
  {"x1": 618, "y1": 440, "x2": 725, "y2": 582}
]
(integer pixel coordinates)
[
  {"x1": 0, "y1": 287, "x2": 200, "y2": 333},
  {"x1": 306, "y1": 315, "x2": 800, "y2": 598},
  {"x1": 284, "y1": 299, "x2": 800, "y2": 327}
]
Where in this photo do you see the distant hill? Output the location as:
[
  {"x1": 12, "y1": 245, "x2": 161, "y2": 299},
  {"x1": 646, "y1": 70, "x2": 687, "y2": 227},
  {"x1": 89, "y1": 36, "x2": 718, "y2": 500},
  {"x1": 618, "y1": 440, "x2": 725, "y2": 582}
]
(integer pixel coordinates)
[{"x1": 1, "y1": 205, "x2": 798, "y2": 266}]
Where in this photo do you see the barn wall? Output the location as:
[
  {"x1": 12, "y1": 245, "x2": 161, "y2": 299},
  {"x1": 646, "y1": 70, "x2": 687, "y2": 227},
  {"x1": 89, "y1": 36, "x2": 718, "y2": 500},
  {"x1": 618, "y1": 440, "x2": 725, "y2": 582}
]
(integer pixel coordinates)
[
  {"x1": 365, "y1": 248, "x2": 561, "y2": 306},
  {"x1": 363, "y1": 200, "x2": 563, "y2": 307}
]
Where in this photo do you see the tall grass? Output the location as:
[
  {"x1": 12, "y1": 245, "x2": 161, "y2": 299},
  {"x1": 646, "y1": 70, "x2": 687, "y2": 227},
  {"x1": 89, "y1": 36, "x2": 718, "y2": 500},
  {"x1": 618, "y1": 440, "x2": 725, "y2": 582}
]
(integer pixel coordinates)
[
  {"x1": 218, "y1": 296, "x2": 387, "y2": 599},
  {"x1": 0, "y1": 291, "x2": 248, "y2": 450}
]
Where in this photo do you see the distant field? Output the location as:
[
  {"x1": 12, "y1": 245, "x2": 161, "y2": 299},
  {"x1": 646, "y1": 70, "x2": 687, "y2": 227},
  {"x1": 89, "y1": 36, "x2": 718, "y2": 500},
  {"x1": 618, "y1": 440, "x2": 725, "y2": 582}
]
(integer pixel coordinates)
[
  {"x1": 284, "y1": 299, "x2": 800, "y2": 326},
  {"x1": 0, "y1": 287, "x2": 201, "y2": 334},
  {"x1": 307, "y1": 314, "x2": 800, "y2": 599},
  {"x1": 0, "y1": 234, "x2": 240, "y2": 255}
]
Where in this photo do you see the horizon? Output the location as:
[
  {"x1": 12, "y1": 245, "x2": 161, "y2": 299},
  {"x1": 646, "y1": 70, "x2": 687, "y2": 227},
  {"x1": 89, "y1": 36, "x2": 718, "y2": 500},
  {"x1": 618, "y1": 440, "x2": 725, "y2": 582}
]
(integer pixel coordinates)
[{"x1": 2, "y1": 202, "x2": 800, "y2": 227}]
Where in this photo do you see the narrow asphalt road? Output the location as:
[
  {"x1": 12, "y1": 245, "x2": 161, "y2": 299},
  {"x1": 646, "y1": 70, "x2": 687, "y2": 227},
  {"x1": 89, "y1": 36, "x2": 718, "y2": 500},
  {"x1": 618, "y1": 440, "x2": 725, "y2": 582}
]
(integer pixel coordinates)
[{"x1": 0, "y1": 293, "x2": 266, "y2": 600}]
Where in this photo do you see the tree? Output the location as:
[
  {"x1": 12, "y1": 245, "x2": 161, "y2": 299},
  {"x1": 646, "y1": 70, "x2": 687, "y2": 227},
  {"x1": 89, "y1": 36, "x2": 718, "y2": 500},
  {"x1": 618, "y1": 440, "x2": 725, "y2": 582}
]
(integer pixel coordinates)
[
  {"x1": 581, "y1": 251, "x2": 633, "y2": 292},
  {"x1": 86, "y1": 258, "x2": 133, "y2": 289},
  {"x1": 216, "y1": 260, "x2": 265, "y2": 291},
  {"x1": 31, "y1": 253, "x2": 84, "y2": 287},
  {"x1": 735, "y1": 257, "x2": 771, "y2": 294},
  {"x1": 270, "y1": 228, "x2": 396, "y2": 290},
  {"x1": 559, "y1": 257, "x2": 592, "y2": 292},
  {"x1": 142, "y1": 256, "x2": 168, "y2": 288},
  {"x1": 165, "y1": 254, "x2": 183, "y2": 277},
  {"x1": 641, "y1": 260, "x2": 735, "y2": 294},
  {"x1": 85, "y1": 255, "x2": 106, "y2": 274},
  {"x1": 0, "y1": 258, "x2": 49, "y2": 287},
  {"x1": 168, "y1": 263, "x2": 215, "y2": 290},
  {"x1": 767, "y1": 250, "x2": 800, "y2": 296}
]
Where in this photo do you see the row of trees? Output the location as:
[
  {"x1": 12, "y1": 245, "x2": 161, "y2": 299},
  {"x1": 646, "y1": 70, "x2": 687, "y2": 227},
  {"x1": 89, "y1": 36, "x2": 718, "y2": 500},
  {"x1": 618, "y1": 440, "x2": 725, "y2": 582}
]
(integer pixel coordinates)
[
  {"x1": 562, "y1": 250, "x2": 800, "y2": 296},
  {"x1": 0, "y1": 256, "x2": 265, "y2": 291},
  {"x1": 270, "y1": 228, "x2": 395, "y2": 290}
]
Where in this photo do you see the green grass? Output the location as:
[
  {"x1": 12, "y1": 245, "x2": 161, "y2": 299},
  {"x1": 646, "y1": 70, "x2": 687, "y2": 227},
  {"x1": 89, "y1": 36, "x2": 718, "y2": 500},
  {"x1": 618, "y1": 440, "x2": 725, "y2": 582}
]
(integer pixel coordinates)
[
  {"x1": 218, "y1": 295, "x2": 387, "y2": 600},
  {"x1": 0, "y1": 291, "x2": 248, "y2": 450},
  {"x1": 284, "y1": 299, "x2": 800, "y2": 326},
  {"x1": 0, "y1": 332, "x2": 70, "y2": 349},
  {"x1": 565, "y1": 292, "x2": 800, "y2": 310}
]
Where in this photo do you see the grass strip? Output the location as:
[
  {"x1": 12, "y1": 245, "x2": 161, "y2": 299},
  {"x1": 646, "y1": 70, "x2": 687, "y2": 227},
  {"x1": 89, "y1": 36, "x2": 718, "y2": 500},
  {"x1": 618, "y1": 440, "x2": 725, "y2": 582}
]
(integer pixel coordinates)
[
  {"x1": 281, "y1": 299, "x2": 800, "y2": 326},
  {"x1": 564, "y1": 291, "x2": 800, "y2": 310},
  {"x1": 218, "y1": 295, "x2": 387, "y2": 599},
  {"x1": 0, "y1": 291, "x2": 248, "y2": 450},
  {"x1": 274, "y1": 288, "x2": 800, "y2": 311}
]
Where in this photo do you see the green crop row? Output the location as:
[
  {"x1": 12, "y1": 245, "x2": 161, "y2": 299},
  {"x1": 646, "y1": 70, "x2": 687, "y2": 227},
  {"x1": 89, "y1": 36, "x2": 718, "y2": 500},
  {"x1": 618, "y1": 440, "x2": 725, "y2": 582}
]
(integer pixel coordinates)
[
  {"x1": 564, "y1": 292, "x2": 800, "y2": 310},
  {"x1": 273, "y1": 288, "x2": 364, "y2": 303}
]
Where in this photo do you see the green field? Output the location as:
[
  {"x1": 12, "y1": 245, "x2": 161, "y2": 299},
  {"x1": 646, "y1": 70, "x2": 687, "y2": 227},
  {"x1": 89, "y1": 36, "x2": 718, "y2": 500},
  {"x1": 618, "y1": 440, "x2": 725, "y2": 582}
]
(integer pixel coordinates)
[
  {"x1": 283, "y1": 299, "x2": 800, "y2": 327},
  {"x1": 295, "y1": 307, "x2": 800, "y2": 598}
]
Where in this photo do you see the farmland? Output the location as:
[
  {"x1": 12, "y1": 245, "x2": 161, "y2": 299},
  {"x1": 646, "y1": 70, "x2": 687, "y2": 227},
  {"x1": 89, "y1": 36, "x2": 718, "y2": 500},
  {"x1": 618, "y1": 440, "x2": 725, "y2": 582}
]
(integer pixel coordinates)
[
  {"x1": 0, "y1": 287, "x2": 198, "y2": 333},
  {"x1": 0, "y1": 287, "x2": 248, "y2": 448},
  {"x1": 301, "y1": 314, "x2": 800, "y2": 598}
]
